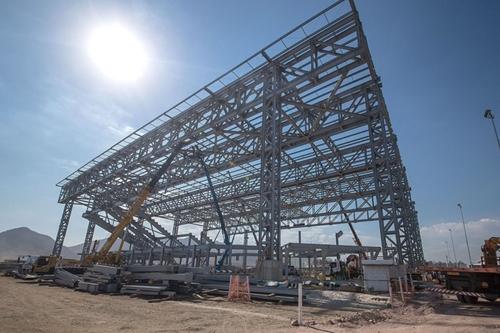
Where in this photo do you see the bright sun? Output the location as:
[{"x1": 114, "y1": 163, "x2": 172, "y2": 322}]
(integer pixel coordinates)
[{"x1": 87, "y1": 23, "x2": 148, "y2": 82}]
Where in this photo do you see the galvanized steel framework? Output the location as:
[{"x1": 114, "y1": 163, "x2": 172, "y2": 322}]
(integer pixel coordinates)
[{"x1": 53, "y1": 0, "x2": 424, "y2": 267}]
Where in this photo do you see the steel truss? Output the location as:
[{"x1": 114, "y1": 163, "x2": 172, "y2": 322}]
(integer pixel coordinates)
[{"x1": 53, "y1": 0, "x2": 424, "y2": 266}]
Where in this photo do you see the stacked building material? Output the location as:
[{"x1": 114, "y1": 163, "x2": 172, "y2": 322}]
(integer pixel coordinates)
[
  {"x1": 120, "y1": 285, "x2": 176, "y2": 297},
  {"x1": 194, "y1": 272, "x2": 259, "y2": 285},
  {"x1": 194, "y1": 272, "x2": 303, "y2": 302},
  {"x1": 11, "y1": 271, "x2": 38, "y2": 280},
  {"x1": 53, "y1": 268, "x2": 80, "y2": 288},
  {"x1": 76, "y1": 265, "x2": 121, "y2": 294},
  {"x1": 0, "y1": 260, "x2": 20, "y2": 274},
  {"x1": 120, "y1": 265, "x2": 198, "y2": 296},
  {"x1": 123, "y1": 265, "x2": 193, "y2": 283},
  {"x1": 194, "y1": 273, "x2": 305, "y2": 303},
  {"x1": 201, "y1": 282, "x2": 302, "y2": 302}
]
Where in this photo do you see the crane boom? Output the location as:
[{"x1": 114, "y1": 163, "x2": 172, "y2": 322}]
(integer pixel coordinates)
[
  {"x1": 84, "y1": 141, "x2": 230, "y2": 268},
  {"x1": 85, "y1": 142, "x2": 186, "y2": 265},
  {"x1": 97, "y1": 186, "x2": 152, "y2": 256},
  {"x1": 197, "y1": 153, "x2": 230, "y2": 270},
  {"x1": 339, "y1": 201, "x2": 367, "y2": 260}
]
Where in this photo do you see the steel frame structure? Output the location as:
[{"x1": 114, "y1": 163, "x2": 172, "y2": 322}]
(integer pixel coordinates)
[{"x1": 52, "y1": 0, "x2": 424, "y2": 267}]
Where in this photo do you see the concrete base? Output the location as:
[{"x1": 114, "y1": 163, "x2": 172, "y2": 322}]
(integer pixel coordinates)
[{"x1": 256, "y1": 259, "x2": 283, "y2": 281}]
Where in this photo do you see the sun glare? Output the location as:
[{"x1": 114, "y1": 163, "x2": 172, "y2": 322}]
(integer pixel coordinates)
[{"x1": 87, "y1": 23, "x2": 148, "y2": 82}]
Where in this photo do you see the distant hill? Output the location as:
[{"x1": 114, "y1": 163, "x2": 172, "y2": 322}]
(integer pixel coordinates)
[
  {"x1": 0, "y1": 227, "x2": 78, "y2": 261},
  {"x1": 0, "y1": 227, "x2": 258, "y2": 267}
]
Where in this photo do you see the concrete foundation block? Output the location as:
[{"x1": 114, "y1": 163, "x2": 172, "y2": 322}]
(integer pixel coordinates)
[{"x1": 256, "y1": 259, "x2": 283, "y2": 281}]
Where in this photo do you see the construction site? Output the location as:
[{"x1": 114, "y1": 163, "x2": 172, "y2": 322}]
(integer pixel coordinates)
[{"x1": 0, "y1": 1, "x2": 499, "y2": 332}]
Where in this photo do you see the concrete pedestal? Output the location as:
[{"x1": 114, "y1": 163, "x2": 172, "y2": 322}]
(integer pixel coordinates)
[{"x1": 256, "y1": 259, "x2": 283, "y2": 281}]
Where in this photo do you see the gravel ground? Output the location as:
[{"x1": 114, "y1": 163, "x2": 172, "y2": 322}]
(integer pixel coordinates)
[{"x1": 0, "y1": 276, "x2": 499, "y2": 333}]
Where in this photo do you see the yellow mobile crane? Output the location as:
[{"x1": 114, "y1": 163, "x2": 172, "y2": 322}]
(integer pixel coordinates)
[
  {"x1": 82, "y1": 142, "x2": 231, "y2": 268},
  {"x1": 82, "y1": 142, "x2": 186, "y2": 266}
]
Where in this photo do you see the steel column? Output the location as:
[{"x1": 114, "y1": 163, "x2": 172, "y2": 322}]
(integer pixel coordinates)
[
  {"x1": 80, "y1": 218, "x2": 96, "y2": 261},
  {"x1": 258, "y1": 64, "x2": 283, "y2": 261},
  {"x1": 52, "y1": 201, "x2": 73, "y2": 257}
]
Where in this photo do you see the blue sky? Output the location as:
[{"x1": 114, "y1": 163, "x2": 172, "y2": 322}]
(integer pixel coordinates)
[{"x1": 0, "y1": 0, "x2": 498, "y2": 263}]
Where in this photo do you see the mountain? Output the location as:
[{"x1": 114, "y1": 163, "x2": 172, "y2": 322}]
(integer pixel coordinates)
[
  {"x1": 0, "y1": 227, "x2": 78, "y2": 261},
  {"x1": 67, "y1": 242, "x2": 85, "y2": 254},
  {"x1": 0, "y1": 227, "x2": 256, "y2": 266}
]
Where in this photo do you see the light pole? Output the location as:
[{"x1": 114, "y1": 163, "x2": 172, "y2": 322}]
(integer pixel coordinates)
[
  {"x1": 484, "y1": 109, "x2": 500, "y2": 150},
  {"x1": 445, "y1": 241, "x2": 450, "y2": 266},
  {"x1": 449, "y1": 228, "x2": 457, "y2": 265},
  {"x1": 335, "y1": 230, "x2": 344, "y2": 246},
  {"x1": 457, "y1": 203, "x2": 473, "y2": 267}
]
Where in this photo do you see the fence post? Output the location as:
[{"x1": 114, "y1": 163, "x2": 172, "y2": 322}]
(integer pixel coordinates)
[
  {"x1": 388, "y1": 279, "x2": 393, "y2": 304},
  {"x1": 398, "y1": 277, "x2": 405, "y2": 303},
  {"x1": 298, "y1": 283, "x2": 303, "y2": 326}
]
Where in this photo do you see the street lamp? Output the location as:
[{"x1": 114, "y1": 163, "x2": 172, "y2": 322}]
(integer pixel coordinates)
[
  {"x1": 457, "y1": 203, "x2": 473, "y2": 267},
  {"x1": 484, "y1": 109, "x2": 500, "y2": 150},
  {"x1": 445, "y1": 241, "x2": 450, "y2": 266},
  {"x1": 335, "y1": 230, "x2": 344, "y2": 246},
  {"x1": 335, "y1": 230, "x2": 343, "y2": 262},
  {"x1": 449, "y1": 228, "x2": 457, "y2": 265}
]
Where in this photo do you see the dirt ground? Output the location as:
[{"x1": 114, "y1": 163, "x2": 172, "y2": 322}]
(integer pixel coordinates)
[{"x1": 0, "y1": 276, "x2": 499, "y2": 333}]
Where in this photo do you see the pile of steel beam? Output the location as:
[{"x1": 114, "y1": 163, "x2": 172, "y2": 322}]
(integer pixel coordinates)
[
  {"x1": 196, "y1": 273, "x2": 303, "y2": 302},
  {"x1": 123, "y1": 265, "x2": 194, "y2": 283},
  {"x1": 120, "y1": 285, "x2": 176, "y2": 297},
  {"x1": 202, "y1": 283, "x2": 302, "y2": 303},
  {"x1": 194, "y1": 272, "x2": 259, "y2": 286},
  {"x1": 0, "y1": 260, "x2": 20, "y2": 274},
  {"x1": 120, "y1": 265, "x2": 200, "y2": 297},
  {"x1": 76, "y1": 265, "x2": 121, "y2": 294},
  {"x1": 53, "y1": 268, "x2": 80, "y2": 288}
]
